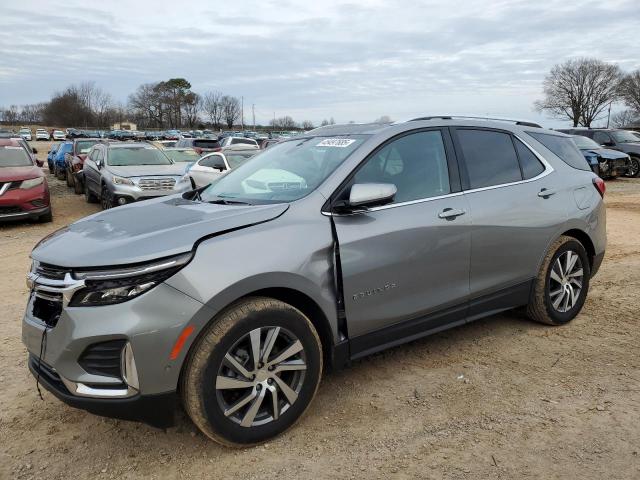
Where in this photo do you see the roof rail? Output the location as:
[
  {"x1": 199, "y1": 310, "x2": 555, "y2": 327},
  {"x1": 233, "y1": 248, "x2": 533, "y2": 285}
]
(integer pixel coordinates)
[{"x1": 409, "y1": 115, "x2": 542, "y2": 129}]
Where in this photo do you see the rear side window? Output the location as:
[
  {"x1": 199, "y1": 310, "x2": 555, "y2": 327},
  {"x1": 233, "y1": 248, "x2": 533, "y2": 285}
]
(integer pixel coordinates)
[
  {"x1": 193, "y1": 139, "x2": 221, "y2": 149},
  {"x1": 527, "y1": 132, "x2": 591, "y2": 171},
  {"x1": 456, "y1": 129, "x2": 521, "y2": 189},
  {"x1": 231, "y1": 138, "x2": 257, "y2": 146},
  {"x1": 514, "y1": 139, "x2": 545, "y2": 179},
  {"x1": 593, "y1": 131, "x2": 612, "y2": 145}
]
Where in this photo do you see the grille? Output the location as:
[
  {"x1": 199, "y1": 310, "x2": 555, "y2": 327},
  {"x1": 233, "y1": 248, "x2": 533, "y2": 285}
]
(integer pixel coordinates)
[
  {"x1": 137, "y1": 177, "x2": 176, "y2": 191},
  {"x1": 0, "y1": 206, "x2": 22, "y2": 215},
  {"x1": 78, "y1": 340, "x2": 126, "y2": 378},
  {"x1": 32, "y1": 293, "x2": 63, "y2": 327},
  {"x1": 35, "y1": 262, "x2": 71, "y2": 280},
  {"x1": 0, "y1": 181, "x2": 19, "y2": 193}
]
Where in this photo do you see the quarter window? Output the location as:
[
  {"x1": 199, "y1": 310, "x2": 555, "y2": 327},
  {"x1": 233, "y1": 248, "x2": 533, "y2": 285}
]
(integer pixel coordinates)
[
  {"x1": 514, "y1": 139, "x2": 545, "y2": 179},
  {"x1": 593, "y1": 131, "x2": 612, "y2": 145},
  {"x1": 457, "y1": 129, "x2": 522, "y2": 189},
  {"x1": 351, "y1": 130, "x2": 451, "y2": 204}
]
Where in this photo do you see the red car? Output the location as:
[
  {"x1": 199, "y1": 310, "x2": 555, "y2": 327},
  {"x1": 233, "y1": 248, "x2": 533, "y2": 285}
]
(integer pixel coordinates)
[{"x1": 0, "y1": 139, "x2": 52, "y2": 222}]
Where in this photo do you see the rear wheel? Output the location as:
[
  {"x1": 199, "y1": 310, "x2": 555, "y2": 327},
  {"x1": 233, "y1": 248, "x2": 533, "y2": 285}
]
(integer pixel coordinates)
[
  {"x1": 181, "y1": 297, "x2": 323, "y2": 447},
  {"x1": 526, "y1": 236, "x2": 591, "y2": 325},
  {"x1": 73, "y1": 174, "x2": 83, "y2": 194},
  {"x1": 65, "y1": 168, "x2": 74, "y2": 187}
]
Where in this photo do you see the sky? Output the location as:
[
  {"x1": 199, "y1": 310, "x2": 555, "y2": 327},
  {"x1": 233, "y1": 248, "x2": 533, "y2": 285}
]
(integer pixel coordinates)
[{"x1": 0, "y1": 0, "x2": 638, "y2": 127}]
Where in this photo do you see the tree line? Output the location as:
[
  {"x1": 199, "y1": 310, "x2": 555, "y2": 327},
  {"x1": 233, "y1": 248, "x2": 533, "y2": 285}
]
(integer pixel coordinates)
[
  {"x1": 535, "y1": 58, "x2": 640, "y2": 128},
  {"x1": 0, "y1": 78, "x2": 323, "y2": 130}
]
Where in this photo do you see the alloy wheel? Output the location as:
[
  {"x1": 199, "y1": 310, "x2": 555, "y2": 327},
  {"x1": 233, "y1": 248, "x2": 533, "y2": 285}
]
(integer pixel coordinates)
[
  {"x1": 548, "y1": 250, "x2": 584, "y2": 313},
  {"x1": 629, "y1": 158, "x2": 640, "y2": 177},
  {"x1": 215, "y1": 326, "x2": 307, "y2": 427}
]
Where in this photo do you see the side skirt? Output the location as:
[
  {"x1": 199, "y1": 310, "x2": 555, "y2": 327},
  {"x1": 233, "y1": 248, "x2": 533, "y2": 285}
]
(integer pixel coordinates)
[{"x1": 347, "y1": 279, "x2": 533, "y2": 361}]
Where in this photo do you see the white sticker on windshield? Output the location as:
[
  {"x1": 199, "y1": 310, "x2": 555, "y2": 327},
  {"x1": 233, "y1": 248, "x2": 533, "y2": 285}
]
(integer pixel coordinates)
[
  {"x1": 3, "y1": 146, "x2": 23, "y2": 149},
  {"x1": 316, "y1": 138, "x2": 356, "y2": 148}
]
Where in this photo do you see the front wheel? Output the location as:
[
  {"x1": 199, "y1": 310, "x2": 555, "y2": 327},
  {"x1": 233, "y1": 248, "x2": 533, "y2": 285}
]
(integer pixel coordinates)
[
  {"x1": 101, "y1": 185, "x2": 113, "y2": 210},
  {"x1": 526, "y1": 236, "x2": 591, "y2": 325},
  {"x1": 627, "y1": 156, "x2": 640, "y2": 178},
  {"x1": 181, "y1": 297, "x2": 323, "y2": 447},
  {"x1": 65, "y1": 168, "x2": 74, "y2": 187},
  {"x1": 84, "y1": 182, "x2": 98, "y2": 203}
]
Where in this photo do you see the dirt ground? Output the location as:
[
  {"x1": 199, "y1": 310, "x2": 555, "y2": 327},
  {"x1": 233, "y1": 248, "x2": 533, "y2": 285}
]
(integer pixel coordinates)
[{"x1": 1, "y1": 143, "x2": 639, "y2": 479}]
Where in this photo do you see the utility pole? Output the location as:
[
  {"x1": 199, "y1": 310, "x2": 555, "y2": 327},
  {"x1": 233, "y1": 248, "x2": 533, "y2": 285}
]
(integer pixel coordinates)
[
  {"x1": 252, "y1": 104, "x2": 255, "y2": 131},
  {"x1": 241, "y1": 96, "x2": 244, "y2": 131},
  {"x1": 606, "y1": 101, "x2": 612, "y2": 128}
]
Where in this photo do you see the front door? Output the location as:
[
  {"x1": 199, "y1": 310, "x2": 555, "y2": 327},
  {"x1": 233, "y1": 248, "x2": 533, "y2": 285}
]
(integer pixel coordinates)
[{"x1": 332, "y1": 129, "x2": 472, "y2": 352}]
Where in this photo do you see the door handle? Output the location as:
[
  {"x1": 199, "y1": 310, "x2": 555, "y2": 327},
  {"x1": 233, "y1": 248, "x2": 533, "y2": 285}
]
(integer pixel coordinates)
[
  {"x1": 538, "y1": 188, "x2": 556, "y2": 198},
  {"x1": 438, "y1": 208, "x2": 466, "y2": 219}
]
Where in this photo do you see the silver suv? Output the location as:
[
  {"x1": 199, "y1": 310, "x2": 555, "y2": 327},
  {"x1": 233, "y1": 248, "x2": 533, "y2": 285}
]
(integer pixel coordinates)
[
  {"x1": 82, "y1": 142, "x2": 188, "y2": 209},
  {"x1": 23, "y1": 117, "x2": 606, "y2": 446}
]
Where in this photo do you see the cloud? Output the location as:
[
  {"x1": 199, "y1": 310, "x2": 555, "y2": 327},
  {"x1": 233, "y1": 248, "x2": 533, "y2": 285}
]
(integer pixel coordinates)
[{"x1": 0, "y1": 0, "x2": 638, "y2": 126}]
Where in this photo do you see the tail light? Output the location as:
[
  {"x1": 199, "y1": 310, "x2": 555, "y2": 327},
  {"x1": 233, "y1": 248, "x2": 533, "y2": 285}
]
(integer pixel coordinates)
[
  {"x1": 593, "y1": 177, "x2": 606, "y2": 198},
  {"x1": 194, "y1": 147, "x2": 203, "y2": 155}
]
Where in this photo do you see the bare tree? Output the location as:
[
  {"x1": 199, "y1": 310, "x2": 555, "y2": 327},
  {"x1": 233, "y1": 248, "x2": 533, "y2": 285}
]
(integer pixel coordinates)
[
  {"x1": 619, "y1": 70, "x2": 640, "y2": 115},
  {"x1": 373, "y1": 115, "x2": 393, "y2": 123},
  {"x1": 3, "y1": 105, "x2": 19, "y2": 124},
  {"x1": 320, "y1": 119, "x2": 329, "y2": 126},
  {"x1": 270, "y1": 116, "x2": 297, "y2": 129},
  {"x1": 183, "y1": 92, "x2": 201, "y2": 128},
  {"x1": 534, "y1": 58, "x2": 622, "y2": 127},
  {"x1": 301, "y1": 120, "x2": 314, "y2": 130},
  {"x1": 610, "y1": 109, "x2": 640, "y2": 128},
  {"x1": 202, "y1": 91, "x2": 224, "y2": 128},
  {"x1": 221, "y1": 96, "x2": 241, "y2": 129}
]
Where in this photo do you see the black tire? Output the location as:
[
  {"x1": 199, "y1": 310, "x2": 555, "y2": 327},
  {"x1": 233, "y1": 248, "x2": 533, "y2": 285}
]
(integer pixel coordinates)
[
  {"x1": 65, "y1": 168, "x2": 74, "y2": 187},
  {"x1": 627, "y1": 156, "x2": 640, "y2": 178},
  {"x1": 526, "y1": 236, "x2": 591, "y2": 325},
  {"x1": 101, "y1": 185, "x2": 113, "y2": 210},
  {"x1": 55, "y1": 166, "x2": 65, "y2": 180},
  {"x1": 84, "y1": 182, "x2": 98, "y2": 203},
  {"x1": 73, "y1": 175, "x2": 83, "y2": 194},
  {"x1": 38, "y1": 210, "x2": 53, "y2": 223},
  {"x1": 181, "y1": 297, "x2": 323, "y2": 447}
]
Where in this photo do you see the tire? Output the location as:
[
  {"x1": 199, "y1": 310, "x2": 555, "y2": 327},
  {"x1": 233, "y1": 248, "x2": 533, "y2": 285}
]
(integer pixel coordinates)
[
  {"x1": 65, "y1": 168, "x2": 74, "y2": 187},
  {"x1": 84, "y1": 182, "x2": 98, "y2": 203},
  {"x1": 55, "y1": 166, "x2": 65, "y2": 180},
  {"x1": 101, "y1": 185, "x2": 113, "y2": 210},
  {"x1": 73, "y1": 175, "x2": 83, "y2": 195},
  {"x1": 627, "y1": 156, "x2": 640, "y2": 178},
  {"x1": 526, "y1": 235, "x2": 591, "y2": 326},
  {"x1": 38, "y1": 210, "x2": 53, "y2": 223},
  {"x1": 181, "y1": 297, "x2": 323, "y2": 447}
]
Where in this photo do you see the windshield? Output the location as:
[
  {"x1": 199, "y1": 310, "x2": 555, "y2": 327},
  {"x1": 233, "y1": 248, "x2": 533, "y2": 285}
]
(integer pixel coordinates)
[
  {"x1": 572, "y1": 136, "x2": 601, "y2": 149},
  {"x1": 200, "y1": 135, "x2": 368, "y2": 204},
  {"x1": 611, "y1": 130, "x2": 640, "y2": 143},
  {"x1": 76, "y1": 140, "x2": 100, "y2": 154},
  {"x1": 165, "y1": 149, "x2": 199, "y2": 162},
  {"x1": 108, "y1": 147, "x2": 172, "y2": 166},
  {"x1": 0, "y1": 146, "x2": 32, "y2": 167}
]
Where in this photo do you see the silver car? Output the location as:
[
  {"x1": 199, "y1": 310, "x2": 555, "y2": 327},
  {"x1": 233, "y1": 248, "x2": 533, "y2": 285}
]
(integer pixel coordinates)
[
  {"x1": 23, "y1": 117, "x2": 605, "y2": 446},
  {"x1": 186, "y1": 147, "x2": 259, "y2": 188},
  {"x1": 82, "y1": 142, "x2": 188, "y2": 209}
]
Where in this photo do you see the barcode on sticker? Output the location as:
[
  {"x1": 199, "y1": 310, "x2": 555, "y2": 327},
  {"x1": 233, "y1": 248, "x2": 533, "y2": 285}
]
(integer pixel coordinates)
[{"x1": 316, "y1": 138, "x2": 356, "y2": 148}]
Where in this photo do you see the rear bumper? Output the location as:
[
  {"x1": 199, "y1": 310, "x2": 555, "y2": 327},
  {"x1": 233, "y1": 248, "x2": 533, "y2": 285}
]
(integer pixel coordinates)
[
  {"x1": 28, "y1": 355, "x2": 177, "y2": 428},
  {"x1": 591, "y1": 251, "x2": 605, "y2": 277}
]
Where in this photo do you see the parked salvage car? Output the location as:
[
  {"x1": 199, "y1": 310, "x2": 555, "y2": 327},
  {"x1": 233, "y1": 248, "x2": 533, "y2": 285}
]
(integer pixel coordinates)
[
  {"x1": 23, "y1": 118, "x2": 605, "y2": 446},
  {"x1": 46, "y1": 143, "x2": 60, "y2": 172},
  {"x1": 82, "y1": 142, "x2": 188, "y2": 209},
  {"x1": 174, "y1": 137, "x2": 222, "y2": 155},
  {"x1": 0, "y1": 139, "x2": 51, "y2": 222},
  {"x1": 35, "y1": 129, "x2": 50, "y2": 141},
  {"x1": 64, "y1": 138, "x2": 106, "y2": 193},
  {"x1": 52, "y1": 130, "x2": 66, "y2": 141},
  {"x1": 19, "y1": 127, "x2": 32, "y2": 141},
  {"x1": 184, "y1": 147, "x2": 258, "y2": 188},
  {"x1": 571, "y1": 135, "x2": 630, "y2": 178},
  {"x1": 52, "y1": 141, "x2": 73, "y2": 179},
  {"x1": 163, "y1": 147, "x2": 201, "y2": 170},
  {"x1": 559, "y1": 128, "x2": 640, "y2": 177},
  {"x1": 219, "y1": 136, "x2": 259, "y2": 148}
]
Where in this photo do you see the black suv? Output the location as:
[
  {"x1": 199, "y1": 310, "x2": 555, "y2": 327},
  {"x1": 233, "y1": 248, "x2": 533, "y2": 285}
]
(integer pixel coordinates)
[{"x1": 558, "y1": 129, "x2": 640, "y2": 177}]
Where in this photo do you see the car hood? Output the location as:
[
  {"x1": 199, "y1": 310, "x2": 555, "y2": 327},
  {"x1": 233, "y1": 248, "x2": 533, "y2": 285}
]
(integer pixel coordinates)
[
  {"x1": 108, "y1": 164, "x2": 186, "y2": 178},
  {"x1": 582, "y1": 148, "x2": 629, "y2": 160},
  {"x1": 0, "y1": 165, "x2": 43, "y2": 182},
  {"x1": 32, "y1": 196, "x2": 289, "y2": 268}
]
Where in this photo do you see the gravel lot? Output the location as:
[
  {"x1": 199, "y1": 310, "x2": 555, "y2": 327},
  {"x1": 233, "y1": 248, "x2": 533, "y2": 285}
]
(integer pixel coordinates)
[{"x1": 1, "y1": 144, "x2": 639, "y2": 479}]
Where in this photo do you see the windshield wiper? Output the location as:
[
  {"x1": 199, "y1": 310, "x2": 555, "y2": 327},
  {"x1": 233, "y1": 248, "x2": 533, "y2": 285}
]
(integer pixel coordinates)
[{"x1": 208, "y1": 198, "x2": 253, "y2": 206}]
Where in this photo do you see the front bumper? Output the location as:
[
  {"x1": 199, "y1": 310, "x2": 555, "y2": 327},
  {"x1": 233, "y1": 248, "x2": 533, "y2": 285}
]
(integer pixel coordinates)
[
  {"x1": 0, "y1": 184, "x2": 50, "y2": 221},
  {"x1": 109, "y1": 182, "x2": 189, "y2": 203},
  {"x1": 28, "y1": 355, "x2": 178, "y2": 428}
]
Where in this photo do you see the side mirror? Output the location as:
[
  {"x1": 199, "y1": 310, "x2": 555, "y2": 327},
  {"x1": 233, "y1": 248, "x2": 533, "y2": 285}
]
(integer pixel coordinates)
[
  {"x1": 36, "y1": 159, "x2": 44, "y2": 167},
  {"x1": 601, "y1": 141, "x2": 615, "y2": 147},
  {"x1": 96, "y1": 159, "x2": 103, "y2": 169},
  {"x1": 32, "y1": 147, "x2": 38, "y2": 154},
  {"x1": 212, "y1": 163, "x2": 226, "y2": 171},
  {"x1": 344, "y1": 183, "x2": 397, "y2": 210}
]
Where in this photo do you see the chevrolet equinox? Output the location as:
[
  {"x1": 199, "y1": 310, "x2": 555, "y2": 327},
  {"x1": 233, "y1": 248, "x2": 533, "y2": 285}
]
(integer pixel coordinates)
[{"x1": 23, "y1": 117, "x2": 606, "y2": 446}]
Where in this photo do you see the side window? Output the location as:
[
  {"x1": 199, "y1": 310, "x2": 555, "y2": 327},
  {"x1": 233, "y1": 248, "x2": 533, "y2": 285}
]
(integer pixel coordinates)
[
  {"x1": 514, "y1": 139, "x2": 545, "y2": 179},
  {"x1": 593, "y1": 132, "x2": 611, "y2": 145},
  {"x1": 456, "y1": 129, "x2": 522, "y2": 189},
  {"x1": 200, "y1": 155, "x2": 225, "y2": 169},
  {"x1": 88, "y1": 149, "x2": 96, "y2": 161},
  {"x1": 351, "y1": 130, "x2": 450, "y2": 204}
]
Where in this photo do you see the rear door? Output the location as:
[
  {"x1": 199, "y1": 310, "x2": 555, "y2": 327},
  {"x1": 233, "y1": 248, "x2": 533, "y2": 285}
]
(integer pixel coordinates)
[
  {"x1": 83, "y1": 147, "x2": 102, "y2": 194},
  {"x1": 332, "y1": 129, "x2": 472, "y2": 352},
  {"x1": 451, "y1": 128, "x2": 567, "y2": 314}
]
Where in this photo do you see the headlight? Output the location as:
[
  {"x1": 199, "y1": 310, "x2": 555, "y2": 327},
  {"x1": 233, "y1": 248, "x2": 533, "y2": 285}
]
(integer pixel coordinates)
[
  {"x1": 20, "y1": 177, "x2": 44, "y2": 189},
  {"x1": 69, "y1": 252, "x2": 192, "y2": 307},
  {"x1": 112, "y1": 175, "x2": 135, "y2": 186}
]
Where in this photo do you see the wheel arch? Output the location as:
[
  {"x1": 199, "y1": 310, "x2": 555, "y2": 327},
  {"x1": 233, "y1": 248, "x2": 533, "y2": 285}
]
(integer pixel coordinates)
[{"x1": 561, "y1": 228, "x2": 596, "y2": 269}]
